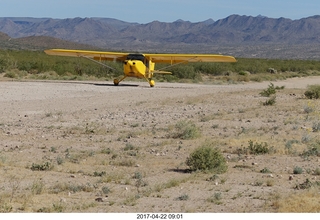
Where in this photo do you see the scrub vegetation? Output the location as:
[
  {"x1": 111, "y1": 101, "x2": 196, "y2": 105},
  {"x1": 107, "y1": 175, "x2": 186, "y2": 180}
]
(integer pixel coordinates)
[{"x1": 2, "y1": 50, "x2": 320, "y2": 83}]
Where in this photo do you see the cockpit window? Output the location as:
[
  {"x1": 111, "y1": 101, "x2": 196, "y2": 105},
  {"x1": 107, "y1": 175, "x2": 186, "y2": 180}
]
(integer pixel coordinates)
[{"x1": 127, "y1": 54, "x2": 145, "y2": 61}]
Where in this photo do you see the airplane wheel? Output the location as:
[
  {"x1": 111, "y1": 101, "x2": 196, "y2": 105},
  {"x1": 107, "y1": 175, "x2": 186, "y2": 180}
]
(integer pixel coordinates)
[
  {"x1": 149, "y1": 80, "x2": 155, "y2": 87},
  {"x1": 114, "y1": 79, "x2": 119, "y2": 86}
]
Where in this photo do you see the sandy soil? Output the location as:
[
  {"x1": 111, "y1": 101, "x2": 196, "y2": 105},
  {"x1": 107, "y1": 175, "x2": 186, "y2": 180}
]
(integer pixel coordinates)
[{"x1": 1, "y1": 76, "x2": 320, "y2": 213}]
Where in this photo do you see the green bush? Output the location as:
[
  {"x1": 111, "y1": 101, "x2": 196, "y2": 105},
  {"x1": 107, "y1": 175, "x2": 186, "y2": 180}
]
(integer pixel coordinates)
[
  {"x1": 171, "y1": 120, "x2": 201, "y2": 140},
  {"x1": 186, "y1": 142, "x2": 227, "y2": 173},
  {"x1": 237, "y1": 141, "x2": 273, "y2": 155},
  {"x1": 305, "y1": 85, "x2": 320, "y2": 99},
  {"x1": 31, "y1": 161, "x2": 53, "y2": 171},
  {"x1": 247, "y1": 140, "x2": 271, "y2": 155},
  {"x1": 260, "y1": 83, "x2": 276, "y2": 97},
  {"x1": 263, "y1": 95, "x2": 276, "y2": 106},
  {"x1": 293, "y1": 166, "x2": 303, "y2": 174},
  {"x1": 260, "y1": 167, "x2": 272, "y2": 173}
]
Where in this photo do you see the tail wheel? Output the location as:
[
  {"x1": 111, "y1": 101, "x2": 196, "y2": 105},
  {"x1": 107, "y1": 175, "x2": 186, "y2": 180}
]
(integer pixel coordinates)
[
  {"x1": 114, "y1": 79, "x2": 119, "y2": 86},
  {"x1": 149, "y1": 80, "x2": 155, "y2": 87}
]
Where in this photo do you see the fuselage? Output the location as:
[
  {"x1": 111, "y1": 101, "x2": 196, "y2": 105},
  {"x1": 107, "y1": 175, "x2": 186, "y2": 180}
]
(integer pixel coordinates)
[{"x1": 123, "y1": 54, "x2": 155, "y2": 79}]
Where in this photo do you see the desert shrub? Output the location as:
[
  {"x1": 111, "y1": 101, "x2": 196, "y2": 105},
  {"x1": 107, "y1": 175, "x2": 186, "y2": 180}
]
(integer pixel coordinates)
[
  {"x1": 301, "y1": 134, "x2": 312, "y2": 143},
  {"x1": 312, "y1": 121, "x2": 320, "y2": 132},
  {"x1": 51, "y1": 182, "x2": 94, "y2": 194},
  {"x1": 300, "y1": 143, "x2": 320, "y2": 157},
  {"x1": 260, "y1": 83, "x2": 284, "y2": 99},
  {"x1": 31, "y1": 162, "x2": 53, "y2": 171},
  {"x1": 3, "y1": 71, "x2": 16, "y2": 78},
  {"x1": 305, "y1": 85, "x2": 320, "y2": 99},
  {"x1": 93, "y1": 171, "x2": 106, "y2": 177},
  {"x1": 171, "y1": 120, "x2": 201, "y2": 140},
  {"x1": 314, "y1": 168, "x2": 320, "y2": 176},
  {"x1": 0, "y1": 56, "x2": 7, "y2": 72},
  {"x1": 56, "y1": 156, "x2": 64, "y2": 165},
  {"x1": 260, "y1": 167, "x2": 272, "y2": 173},
  {"x1": 186, "y1": 142, "x2": 227, "y2": 173},
  {"x1": 207, "y1": 192, "x2": 223, "y2": 205},
  {"x1": 170, "y1": 65, "x2": 199, "y2": 79},
  {"x1": 175, "y1": 194, "x2": 189, "y2": 201},
  {"x1": 260, "y1": 83, "x2": 277, "y2": 97},
  {"x1": 31, "y1": 179, "x2": 45, "y2": 195},
  {"x1": 294, "y1": 179, "x2": 313, "y2": 190},
  {"x1": 124, "y1": 143, "x2": 134, "y2": 151},
  {"x1": 238, "y1": 140, "x2": 272, "y2": 155},
  {"x1": 248, "y1": 140, "x2": 271, "y2": 154},
  {"x1": 101, "y1": 186, "x2": 111, "y2": 195},
  {"x1": 293, "y1": 166, "x2": 303, "y2": 174},
  {"x1": 263, "y1": 95, "x2": 276, "y2": 106}
]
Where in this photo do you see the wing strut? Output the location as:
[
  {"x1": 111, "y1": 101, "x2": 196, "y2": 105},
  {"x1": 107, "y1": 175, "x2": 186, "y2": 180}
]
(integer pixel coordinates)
[
  {"x1": 81, "y1": 56, "x2": 120, "y2": 73},
  {"x1": 155, "y1": 56, "x2": 199, "y2": 72}
]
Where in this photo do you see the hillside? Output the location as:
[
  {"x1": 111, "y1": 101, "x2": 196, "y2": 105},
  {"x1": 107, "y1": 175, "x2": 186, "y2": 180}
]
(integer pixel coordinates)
[
  {"x1": 1, "y1": 15, "x2": 320, "y2": 59},
  {"x1": 0, "y1": 31, "x2": 100, "y2": 50}
]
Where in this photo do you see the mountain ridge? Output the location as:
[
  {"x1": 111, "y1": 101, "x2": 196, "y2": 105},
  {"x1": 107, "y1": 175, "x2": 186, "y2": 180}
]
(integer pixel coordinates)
[{"x1": 1, "y1": 15, "x2": 320, "y2": 59}]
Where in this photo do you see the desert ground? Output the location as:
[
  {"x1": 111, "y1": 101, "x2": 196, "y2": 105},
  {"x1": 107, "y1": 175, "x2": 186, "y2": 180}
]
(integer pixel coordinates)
[{"x1": 1, "y1": 75, "x2": 320, "y2": 213}]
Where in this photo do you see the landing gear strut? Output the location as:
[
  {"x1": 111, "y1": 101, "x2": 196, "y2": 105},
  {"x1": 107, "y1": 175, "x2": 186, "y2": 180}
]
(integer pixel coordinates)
[{"x1": 113, "y1": 76, "x2": 127, "y2": 86}]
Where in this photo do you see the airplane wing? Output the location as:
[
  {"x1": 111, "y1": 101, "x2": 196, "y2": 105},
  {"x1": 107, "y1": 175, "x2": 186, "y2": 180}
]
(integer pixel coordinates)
[
  {"x1": 45, "y1": 49, "x2": 236, "y2": 64},
  {"x1": 144, "y1": 53, "x2": 237, "y2": 64},
  {"x1": 44, "y1": 49, "x2": 129, "y2": 62}
]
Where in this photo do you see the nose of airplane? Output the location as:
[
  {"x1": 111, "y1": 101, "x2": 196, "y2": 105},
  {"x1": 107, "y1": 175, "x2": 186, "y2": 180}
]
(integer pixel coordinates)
[{"x1": 126, "y1": 60, "x2": 135, "y2": 66}]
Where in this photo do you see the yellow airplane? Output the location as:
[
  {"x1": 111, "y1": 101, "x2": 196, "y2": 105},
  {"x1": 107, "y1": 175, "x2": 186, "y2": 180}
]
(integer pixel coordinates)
[{"x1": 44, "y1": 49, "x2": 236, "y2": 87}]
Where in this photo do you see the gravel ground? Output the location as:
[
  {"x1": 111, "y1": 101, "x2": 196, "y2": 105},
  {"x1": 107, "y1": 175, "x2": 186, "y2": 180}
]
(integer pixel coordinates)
[{"x1": 1, "y1": 77, "x2": 320, "y2": 213}]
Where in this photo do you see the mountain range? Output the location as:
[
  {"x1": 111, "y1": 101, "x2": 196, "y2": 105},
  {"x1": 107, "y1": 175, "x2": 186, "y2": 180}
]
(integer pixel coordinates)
[{"x1": 1, "y1": 15, "x2": 320, "y2": 59}]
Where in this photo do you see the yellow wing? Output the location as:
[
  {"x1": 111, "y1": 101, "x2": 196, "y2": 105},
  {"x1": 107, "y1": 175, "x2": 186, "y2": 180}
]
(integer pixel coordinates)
[
  {"x1": 44, "y1": 49, "x2": 129, "y2": 62},
  {"x1": 45, "y1": 49, "x2": 236, "y2": 63},
  {"x1": 144, "y1": 53, "x2": 237, "y2": 64}
]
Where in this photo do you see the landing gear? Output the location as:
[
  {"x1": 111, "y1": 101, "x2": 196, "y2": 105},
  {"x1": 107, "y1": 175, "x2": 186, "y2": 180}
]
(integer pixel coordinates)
[
  {"x1": 113, "y1": 75, "x2": 127, "y2": 86},
  {"x1": 114, "y1": 75, "x2": 155, "y2": 87},
  {"x1": 113, "y1": 79, "x2": 119, "y2": 86},
  {"x1": 149, "y1": 80, "x2": 155, "y2": 87}
]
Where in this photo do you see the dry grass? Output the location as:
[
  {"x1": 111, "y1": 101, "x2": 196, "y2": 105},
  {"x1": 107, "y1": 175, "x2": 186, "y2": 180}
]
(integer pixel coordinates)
[{"x1": 273, "y1": 188, "x2": 320, "y2": 212}]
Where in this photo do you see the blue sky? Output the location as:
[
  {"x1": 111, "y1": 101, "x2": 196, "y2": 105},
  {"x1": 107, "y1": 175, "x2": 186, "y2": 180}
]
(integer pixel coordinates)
[{"x1": 1, "y1": 0, "x2": 319, "y2": 23}]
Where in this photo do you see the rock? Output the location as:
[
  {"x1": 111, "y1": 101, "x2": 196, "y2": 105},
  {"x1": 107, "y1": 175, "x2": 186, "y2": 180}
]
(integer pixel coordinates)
[{"x1": 95, "y1": 198, "x2": 104, "y2": 202}]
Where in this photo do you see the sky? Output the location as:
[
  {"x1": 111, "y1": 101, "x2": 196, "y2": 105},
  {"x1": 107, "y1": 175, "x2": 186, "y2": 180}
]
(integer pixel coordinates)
[{"x1": 1, "y1": 0, "x2": 320, "y2": 23}]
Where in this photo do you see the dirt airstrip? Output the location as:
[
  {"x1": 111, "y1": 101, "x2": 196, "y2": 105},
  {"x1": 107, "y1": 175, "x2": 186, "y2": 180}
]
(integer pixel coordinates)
[{"x1": 1, "y1": 76, "x2": 320, "y2": 213}]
